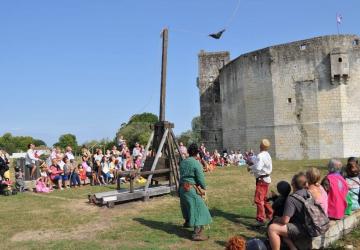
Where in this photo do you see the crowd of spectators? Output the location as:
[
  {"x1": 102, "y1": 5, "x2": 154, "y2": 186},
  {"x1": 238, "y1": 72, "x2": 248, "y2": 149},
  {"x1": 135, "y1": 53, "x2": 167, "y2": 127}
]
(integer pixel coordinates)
[
  {"x1": 184, "y1": 143, "x2": 251, "y2": 172},
  {"x1": 267, "y1": 158, "x2": 360, "y2": 250},
  {"x1": 16, "y1": 138, "x2": 148, "y2": 192}
]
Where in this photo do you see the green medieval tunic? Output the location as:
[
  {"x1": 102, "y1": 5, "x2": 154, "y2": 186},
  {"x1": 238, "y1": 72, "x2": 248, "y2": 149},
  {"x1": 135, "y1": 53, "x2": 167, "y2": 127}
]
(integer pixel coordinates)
[{"x1": 179, "y1": 157, "x2": 212, "y2": 227}]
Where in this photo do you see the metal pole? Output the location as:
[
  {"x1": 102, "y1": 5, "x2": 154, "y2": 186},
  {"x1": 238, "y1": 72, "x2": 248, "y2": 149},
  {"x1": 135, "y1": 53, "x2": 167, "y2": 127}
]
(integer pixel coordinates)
[{"x1": 159, "y1": 28, "x2": 168, "y2": 122}]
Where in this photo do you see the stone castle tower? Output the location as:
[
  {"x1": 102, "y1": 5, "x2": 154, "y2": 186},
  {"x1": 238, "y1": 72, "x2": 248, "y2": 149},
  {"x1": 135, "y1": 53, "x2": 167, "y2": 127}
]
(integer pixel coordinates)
[
  {"x1": 197, "y1": 51, "x2": 230, "y2": 151},
  {"x1": 198, "y1": 35, "x2": 360, "y2": 160}
]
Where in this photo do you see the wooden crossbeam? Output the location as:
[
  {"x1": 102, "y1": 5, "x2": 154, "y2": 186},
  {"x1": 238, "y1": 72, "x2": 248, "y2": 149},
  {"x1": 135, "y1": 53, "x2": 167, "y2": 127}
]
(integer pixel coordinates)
[{"x1": 141, "y1": 131, "x2": 154, "y2": 166}]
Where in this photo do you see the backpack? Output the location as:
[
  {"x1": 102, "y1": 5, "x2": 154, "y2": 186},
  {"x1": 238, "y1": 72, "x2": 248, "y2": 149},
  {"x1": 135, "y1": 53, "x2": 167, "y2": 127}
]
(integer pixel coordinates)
[{"x1": 291, "y1": 192, "x2": 330, "y2": 237}]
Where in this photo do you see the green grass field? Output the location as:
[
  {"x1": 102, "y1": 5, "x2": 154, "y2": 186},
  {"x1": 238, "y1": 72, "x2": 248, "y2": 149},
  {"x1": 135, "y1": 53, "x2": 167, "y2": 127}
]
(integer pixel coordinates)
[{"x1": 0, "y1": 159, "x2": 358, "y2": 249}]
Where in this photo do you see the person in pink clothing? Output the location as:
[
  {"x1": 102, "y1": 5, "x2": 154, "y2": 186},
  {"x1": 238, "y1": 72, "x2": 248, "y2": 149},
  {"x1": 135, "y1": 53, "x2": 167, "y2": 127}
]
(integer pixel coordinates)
[
  {"x1": 306, "y1": 167, "x2": 328, "y2": 215},
  {"x1": 35, "y1": 177, "x2": 51, "y2": 193},
  {"x1": 321, "y1": 159, "x2": 348, "y2": 220},
  {"x1": 49, "y1": 159, "x2": 64, "y2": 190}
]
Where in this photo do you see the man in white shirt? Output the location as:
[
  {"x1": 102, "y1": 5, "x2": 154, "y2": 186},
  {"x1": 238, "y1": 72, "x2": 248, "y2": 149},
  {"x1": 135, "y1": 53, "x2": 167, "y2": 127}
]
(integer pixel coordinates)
[
  {"x1": 248, "y1": 139, "x2": 273, "y2": 225},
  {"x1": 25, "y1": 143, "x2": 39, "y2": 179}
]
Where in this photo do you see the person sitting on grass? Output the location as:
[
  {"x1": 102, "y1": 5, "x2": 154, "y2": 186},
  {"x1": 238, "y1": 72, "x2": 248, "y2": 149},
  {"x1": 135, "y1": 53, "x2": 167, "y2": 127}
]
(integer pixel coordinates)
[
  {"x1": 69, "y1": 160, "x2": 81, "y2": 188},
  {"x1": 109, "y1": 155, "x2": 117, "y2": 183},
  {"x1": 268, "y1": 172, "x2": 310, "y2": 250},
  {"x1": 306, "y1": 167, "x2": 328, "y2": 215},
  {"x1": 14, "y1": 165, "x2": 25, "y2": 192},
  {"x1": 101, "y1": 156, "x2": 111, "y2": 184},
  {"x1": 321, "y1": 159, "x2": 348, "y2": 220},
  {"x1": 93, "y1": 148, "x2": 103, "y2": 163},
  {"x1": 82, "y1": 156, "x2": 93, "y2": 185},
  {"x1": 65, "y1": 146, "x2": 75, "y2": 161},
  {"x1": 62, "y1": 156, "x2": 70, "y2": 189},
  {"x1": 49, "y1": 159, "x2": 64, "y2": 190},
  {"x1": 35, "y1": 176, "x2": 51, "y2": 193},
  {"x1": 345, "y1": 157, "x2": 360, "y2": 211},
  {"x1": 134, "y1": 155, "x2": 142, "y2": 170},
  {"x1": 267, "y1": 181, "x2": 291, "y2": 221},
  {"x1": 39, "y1": 162, "x2": 52, "y2": 190},
  {"x1": 78, "y1": 163, "x2": 86, "y2": 185}
]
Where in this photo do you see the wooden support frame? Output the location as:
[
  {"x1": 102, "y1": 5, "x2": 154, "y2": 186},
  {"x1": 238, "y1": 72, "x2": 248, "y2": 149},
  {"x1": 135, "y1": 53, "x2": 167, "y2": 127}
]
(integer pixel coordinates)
[
  {"x1": 145, "y1": 128, "x2": 169, "y2": 190},
  {"x1": 90, "y1": 28, "x2": 184, "y2": 207}
]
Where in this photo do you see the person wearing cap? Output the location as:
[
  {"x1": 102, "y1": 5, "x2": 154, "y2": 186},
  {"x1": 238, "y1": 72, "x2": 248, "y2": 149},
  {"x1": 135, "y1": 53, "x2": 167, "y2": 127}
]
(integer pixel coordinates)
[{"x1": 247, "y1": 139, "x2": 273, "y2": 225}]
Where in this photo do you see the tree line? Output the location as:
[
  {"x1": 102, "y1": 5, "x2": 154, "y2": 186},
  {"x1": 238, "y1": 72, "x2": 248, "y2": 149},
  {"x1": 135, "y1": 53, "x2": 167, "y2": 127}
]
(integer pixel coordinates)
[{"x1": 0, "y1": 112, "x2": 201, "y2": 154}]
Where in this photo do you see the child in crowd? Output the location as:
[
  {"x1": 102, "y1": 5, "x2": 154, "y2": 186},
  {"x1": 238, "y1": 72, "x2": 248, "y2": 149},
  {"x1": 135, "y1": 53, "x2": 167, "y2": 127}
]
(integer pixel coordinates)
[
  {"x1": 62, "y1": 156, "x2": 70, "y2": 189},
  {"x1": 101, "y1": 156, "x2": 111, "y2": 184},
  {"x1": 35, "y1": 177, "x2": 51, "y2": 193},
  {"x1": 57, "y1": 156, "x2": 69, "y2": 189},
  {"x1": 123, "y1": 153, "x2": 133, "y2": 171},
  {"x1": 267, "y1": 181, "x2": 291, "y2": 219},
  {"x1": 14, "y1": 166, "x2": 25, "y2": 192},
  {"x1": 78, "y1": 163, "x2": 87, "y2": 185},
  {"x1": 39, "y1": 162, "x2": 52, "y2": 190},
  {"x1": 134, "y1": 155, "x2": 142, "y2": 169},
  {"x1": 82, "y1": 156, "x2": 93, "y2": 185},
  {"x1": 69, "y1": 160, "x2": 81, "y2": 187},
  {"x1": 109, "y1": 156, "x2": 117, "y2": 183},
  {"x1": 345, "y1": 157, "x2": 360, "y2": 211}
]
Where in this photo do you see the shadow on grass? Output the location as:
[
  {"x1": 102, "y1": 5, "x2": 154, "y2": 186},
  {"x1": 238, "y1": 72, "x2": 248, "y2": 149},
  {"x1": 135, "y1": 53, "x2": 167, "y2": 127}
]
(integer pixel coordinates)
[
  {"x1": 210, "y1": 208, "x2": 254, "y2": 222},
  {"x1": 133, "y1": 218, "x2": 191, "y2": 239},
  {"x1": 210, "y1": 208, "x2": 267, "y2": 235},
  {"x1": 215, "y1": 240, "x2": 227, "y2": 247}
]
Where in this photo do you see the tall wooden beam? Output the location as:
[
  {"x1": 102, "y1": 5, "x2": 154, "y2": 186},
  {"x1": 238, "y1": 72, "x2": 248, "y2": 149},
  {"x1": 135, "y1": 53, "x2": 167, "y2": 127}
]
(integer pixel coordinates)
[{"x1": 159, "y1": 28, "x2": 168, "y2": 122}]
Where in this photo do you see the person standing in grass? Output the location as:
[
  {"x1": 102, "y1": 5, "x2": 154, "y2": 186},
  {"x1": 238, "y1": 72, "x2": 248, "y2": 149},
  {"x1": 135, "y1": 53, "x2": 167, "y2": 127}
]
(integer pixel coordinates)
[
  {"x1": 247, "y1": 139, "x2": 273, "y2": 225},
  {"x1": 179, "y1": 143, "x2": 212, "y2": 241}
]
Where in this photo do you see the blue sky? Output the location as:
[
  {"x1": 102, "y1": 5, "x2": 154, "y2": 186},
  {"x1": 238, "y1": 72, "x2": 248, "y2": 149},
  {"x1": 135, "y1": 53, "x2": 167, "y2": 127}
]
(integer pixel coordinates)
[{"x1": 0, "y1": 0, "x2": 359, "y2": 145}]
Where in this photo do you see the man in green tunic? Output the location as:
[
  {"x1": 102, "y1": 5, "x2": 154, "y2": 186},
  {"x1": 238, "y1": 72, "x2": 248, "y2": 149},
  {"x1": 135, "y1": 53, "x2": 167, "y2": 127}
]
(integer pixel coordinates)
[{"x1": 179, "y1": 143, "x2": 212, "y2": 241}]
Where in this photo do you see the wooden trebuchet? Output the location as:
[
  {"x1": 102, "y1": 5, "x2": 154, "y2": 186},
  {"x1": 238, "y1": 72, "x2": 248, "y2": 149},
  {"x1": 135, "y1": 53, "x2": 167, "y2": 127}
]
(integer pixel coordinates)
[{"x1": 90, "y1": 28, "x2": 182, "y2": 207}]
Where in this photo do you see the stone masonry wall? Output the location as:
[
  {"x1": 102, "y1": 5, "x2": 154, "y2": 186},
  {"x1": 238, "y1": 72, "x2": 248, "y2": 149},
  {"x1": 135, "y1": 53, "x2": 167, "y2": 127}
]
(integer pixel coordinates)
[
  {"x1": 341, "y1": 44, "x2": 360, "y2": 157},
  {"x1": 269, "y1": 36, "x2": 357, "y2": 159},
  {"x1": 198, "y1": 35, "x2": 360, "y2": 159},
  {"x1": 220, "y1": 49, "x2": 276, "y2": 155},
  {"x1": 198, "y1": 51, "x2": 230, "y2": 152}
]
